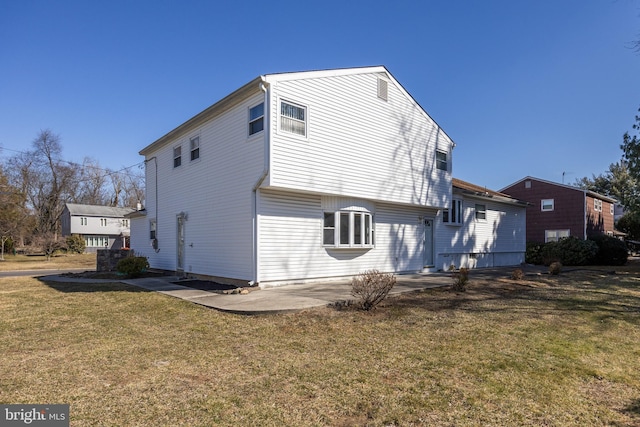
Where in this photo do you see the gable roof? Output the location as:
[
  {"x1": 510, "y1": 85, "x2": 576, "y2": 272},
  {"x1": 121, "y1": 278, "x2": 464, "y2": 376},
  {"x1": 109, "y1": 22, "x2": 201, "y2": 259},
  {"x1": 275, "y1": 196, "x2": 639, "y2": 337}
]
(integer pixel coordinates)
[
  {"x1": 453, "y1": 178, "x2": 529, "y2": 206},
  {"x1": 65, "y1": 203, "x2": 135, "y2": 218},
  {"x1": 140, "y1": 66, "x2": 455, "y2": 156},
  {"x1": 499, "y1": 176, "x2": 617, "y2": 203}
]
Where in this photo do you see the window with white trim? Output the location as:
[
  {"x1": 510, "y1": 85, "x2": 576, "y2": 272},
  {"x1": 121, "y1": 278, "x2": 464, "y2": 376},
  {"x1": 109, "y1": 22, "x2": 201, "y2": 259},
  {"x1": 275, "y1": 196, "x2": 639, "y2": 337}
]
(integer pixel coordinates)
[
  {"x1": 436, "y1": 150, "x2": 448, "y2": 171},
  {"x1": 249, "y1": 102, "x2": 264, "y2": 135},
  {"x1": 610, "y1": 203, "x2": 614, "y2": 215},
  {"x1": 541, "y1": 199, "x2": 554, "y2": 211},
  {"x1": 545, "y1": 229, "x2": 570, "y2": 242},
  {"x1": 80, "y1": 217, "x2": 87, "y2": 226},
  {"x1": 173, "y1": 146, "x2": 182, "y2": 168},
  {"x1": 190, "y1": 136, "x2": 200, "y2": 161},
  {"x1": 594, "y1": 199, "x2": 602, "y2": 212},
  {"x1": 122, "y1": 219, "x2": 129, "y2": 227},
  {"x1": 475, "y1": 204, "x2": 486, "y2": 220},
  {"x1": 280, "y1": 100, "x2": 306, "y2": 136},
  {"x1": 100, "y1": 218, "x2": 107, "y2": 227},
  {"x1": 85, "y1": 235, "x2": 109, "y2": 248},
  {"x1": 150, "y1": 220, "x2": 156, "y2": 240},
  {"x1": 443, "y1": 198, "x2": 463, "y2": 225},
  {"x1": 323, "y1": 211, "x2": 373, "y2": 248}
]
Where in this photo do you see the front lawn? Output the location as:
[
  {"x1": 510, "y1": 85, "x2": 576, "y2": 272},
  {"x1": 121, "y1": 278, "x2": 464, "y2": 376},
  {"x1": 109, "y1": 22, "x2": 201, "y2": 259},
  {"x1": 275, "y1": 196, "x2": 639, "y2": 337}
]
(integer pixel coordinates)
[
  {"x1": 1, "y1": 264, "x2": 639, "y2": 426},
  {"x1": 0, "y1": 253, "x2": 96, "y2": 271}
]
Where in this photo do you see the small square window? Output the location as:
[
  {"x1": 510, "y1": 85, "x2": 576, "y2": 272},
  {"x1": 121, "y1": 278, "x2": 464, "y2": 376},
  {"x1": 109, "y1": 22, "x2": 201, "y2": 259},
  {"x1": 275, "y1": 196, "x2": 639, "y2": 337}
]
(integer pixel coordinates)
[
  {"x1": 173, "y1": 146, "x2": 182, "y2": 168},
  {"x1": 436, "y1": 150, "x2": 448, "y2": 171},
  {"x1": 525, "y1": 180, "x2": 532, "y2": 189},
  {"x1": 190, "y1": 136, "x2": 200, "y2": 161},
  {"x1": 541, "y1": 199, "x2": 554, "y2": 211},
  {"x1": 249, "y1": 103, "x2": 264, "y2": 135},
  {"x1": 475, "y1": 204, "x2": 486, "y2": 220}
]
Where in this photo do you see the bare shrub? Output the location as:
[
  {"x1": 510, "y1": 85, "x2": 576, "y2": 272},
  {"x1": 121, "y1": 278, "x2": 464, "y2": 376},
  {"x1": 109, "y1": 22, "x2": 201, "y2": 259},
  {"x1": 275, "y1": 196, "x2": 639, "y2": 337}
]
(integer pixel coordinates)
[
  {"x1": 549, "y1": 261, "x2": 562, "y2": 275},
  {"x1": 351, "y1": 270, "x2": 396, "y2": 311},
  {"x1": 510, "y1": 268, "x2": 524, "y2": 280},
  {"x1": 451, "y1": 267, "x2": 469, "y2": 292}
]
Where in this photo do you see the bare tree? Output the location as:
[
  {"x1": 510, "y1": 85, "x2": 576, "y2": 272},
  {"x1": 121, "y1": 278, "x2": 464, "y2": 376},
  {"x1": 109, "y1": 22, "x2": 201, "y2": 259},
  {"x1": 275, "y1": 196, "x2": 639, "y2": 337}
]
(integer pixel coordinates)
[
  {"x1": 0, "y1": 166, "x2": 25, "y2": 259},
  {"x1": 75, "y1": 157, "x2": 109, "y2": 205},
  {"x1": 5, "y1": 130, "x2": 79, "y2": 238}
]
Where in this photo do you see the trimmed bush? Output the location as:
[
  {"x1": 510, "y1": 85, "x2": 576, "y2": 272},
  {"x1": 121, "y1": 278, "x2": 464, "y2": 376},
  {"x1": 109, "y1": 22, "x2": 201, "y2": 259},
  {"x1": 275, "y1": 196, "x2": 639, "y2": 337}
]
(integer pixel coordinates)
[
  {"x1": 451, "y1": 267, "x2": 469, "y2": 292},
  {"x1": 590, "y1": 235, "x2": 628, "y2": 266},
  {"x1": 525, "y1": 242, "x2": 544, "y2": 265},
  {"x1": 116, "y1": 256, "x2": 149, "y2": 278},
  {"x1": 351, "y1": 270, "x2": 397, "y2": 310},
  {"x1": 549, "y1": 261, "x2": 562, "y2": 275},
  {"x1": 541, "y1": 237, "x2": 598, "y2": 266},
  {"x1": 510, "y1": 268, "x2": 524, "y2": 280},
  {"x1": 66, "y1": 234, "x2": 86, "y2": 254}
]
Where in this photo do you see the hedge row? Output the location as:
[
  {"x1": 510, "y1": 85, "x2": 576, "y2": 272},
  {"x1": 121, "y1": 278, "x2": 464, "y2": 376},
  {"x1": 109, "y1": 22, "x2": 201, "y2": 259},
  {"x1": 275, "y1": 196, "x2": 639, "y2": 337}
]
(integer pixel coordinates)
[{"x1": 526, "y1": 235, "x2": 627, "y2": 266}]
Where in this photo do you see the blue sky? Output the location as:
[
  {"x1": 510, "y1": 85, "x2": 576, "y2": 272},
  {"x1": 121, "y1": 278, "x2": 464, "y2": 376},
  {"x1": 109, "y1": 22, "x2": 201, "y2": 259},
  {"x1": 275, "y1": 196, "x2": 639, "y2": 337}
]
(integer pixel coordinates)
[{"x1": 1, "y1": 0, "x2": 639, "y2": 191}]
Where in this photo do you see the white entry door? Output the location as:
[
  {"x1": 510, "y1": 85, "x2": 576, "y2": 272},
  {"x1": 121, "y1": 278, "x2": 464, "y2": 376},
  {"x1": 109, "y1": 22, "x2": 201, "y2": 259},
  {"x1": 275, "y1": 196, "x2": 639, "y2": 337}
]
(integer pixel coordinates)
[{"x1": 423, "y1": 218, "x2": 434, "y2": 267}]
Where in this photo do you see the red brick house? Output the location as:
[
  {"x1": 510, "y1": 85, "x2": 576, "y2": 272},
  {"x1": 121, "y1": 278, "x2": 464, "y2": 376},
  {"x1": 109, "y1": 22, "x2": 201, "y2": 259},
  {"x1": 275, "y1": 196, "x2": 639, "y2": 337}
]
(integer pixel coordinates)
[{"x1": 500, "y1": 176, "x2": 616, "y2": 243}]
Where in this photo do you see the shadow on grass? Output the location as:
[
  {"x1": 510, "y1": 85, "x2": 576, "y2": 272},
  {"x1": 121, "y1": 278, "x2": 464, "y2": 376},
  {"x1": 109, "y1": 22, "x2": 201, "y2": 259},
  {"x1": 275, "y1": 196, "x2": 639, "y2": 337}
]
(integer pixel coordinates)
[
  {"x1": 388, "y1": 269, "x2": 640, "y2": 324},
  {"x1": 39, "y1": 280, "x2": 151, "y2": 293},
  {"x1": 622, "y1": 398, "x2": 640, "y2": 417}
]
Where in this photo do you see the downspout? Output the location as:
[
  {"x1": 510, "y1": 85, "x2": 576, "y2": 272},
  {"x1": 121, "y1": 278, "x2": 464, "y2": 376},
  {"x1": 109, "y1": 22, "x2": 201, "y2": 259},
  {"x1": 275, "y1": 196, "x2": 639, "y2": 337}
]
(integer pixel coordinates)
[{"x1": 250, "y1": 77, "x2": 270, "y2": 286}]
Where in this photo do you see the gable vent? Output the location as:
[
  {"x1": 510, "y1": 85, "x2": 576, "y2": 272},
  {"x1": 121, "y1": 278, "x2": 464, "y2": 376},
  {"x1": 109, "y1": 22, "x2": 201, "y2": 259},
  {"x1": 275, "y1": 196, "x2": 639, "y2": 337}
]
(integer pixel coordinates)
[{"x1": 377, "y1": 78, "x2": 388, "y2": 101}]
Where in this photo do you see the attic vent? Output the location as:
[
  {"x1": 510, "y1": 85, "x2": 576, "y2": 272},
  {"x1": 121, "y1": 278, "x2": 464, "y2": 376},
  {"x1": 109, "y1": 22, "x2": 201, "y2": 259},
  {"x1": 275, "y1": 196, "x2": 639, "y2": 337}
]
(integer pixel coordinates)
[{"x1": 377, "y1": 78, "x2": 388, "y2": 101}]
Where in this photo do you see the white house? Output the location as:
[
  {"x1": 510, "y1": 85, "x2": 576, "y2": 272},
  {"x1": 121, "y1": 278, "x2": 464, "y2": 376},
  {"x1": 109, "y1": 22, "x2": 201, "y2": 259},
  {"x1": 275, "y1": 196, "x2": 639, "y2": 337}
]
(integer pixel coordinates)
[
  {"x1": 61, "y1": 203, "x2": 135, "y2": 253},
  {"x1": 130, "y1": 66, "x2": 524, "y2": 287},
  {"x1": 435, "y1": 179, "x2": 528, "y2": 270}
]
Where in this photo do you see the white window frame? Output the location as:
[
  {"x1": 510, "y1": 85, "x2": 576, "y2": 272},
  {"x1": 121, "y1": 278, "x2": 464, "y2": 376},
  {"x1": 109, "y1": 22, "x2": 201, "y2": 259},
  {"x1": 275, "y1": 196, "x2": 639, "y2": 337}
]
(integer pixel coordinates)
[
  {"x1": 173, "y1": 145, "x2": 182, "y2": 168},
  {"x1": 80, "y1": 217, "x2": 87, "y2": 226},
  {"x1": 100, "y1": 218, "x2": 107, "y2": 227},
  {"x1": 279, "y1": 99, "x2": 307, "y2": 138},
  {"x1": 610, "y1": 203, "x2": 614, "y2": 215},
  {"x1": 190, "y1": 136, "x2": 200, "y2": 161},
  {"x1": 443, "y1": 198, "x2": 463, "y2": 226},
  {"x1": 85, "y1": 235, "x2": 109, "y2": 248},
  {"x1": 122, "y1": 219, "x2": 129, "y2": 227},
  {"x1": 475, "y1": 204, "x2": 486, "y2": 221},
  {"x1": 594, "y1": 199, "x2": 602, "y2": 212},
  {"x1": 436, "y1": 150, "x2": 448, "y2": 171},
  {"x1": 249, "y1": 102, "x2": 264, "y2": 136},
  {"x1": 545, "y1": 229, "x2": 570, "y2": 243},
  {"x1": 149, "y1": 220, "x2": 157, "y2": 240},
  {"x1": 541, "y1": 199, "x2": 554, "y2": 212},
  {"x1": 323, "y1": 210, "x2": 374, "y2": 248}
]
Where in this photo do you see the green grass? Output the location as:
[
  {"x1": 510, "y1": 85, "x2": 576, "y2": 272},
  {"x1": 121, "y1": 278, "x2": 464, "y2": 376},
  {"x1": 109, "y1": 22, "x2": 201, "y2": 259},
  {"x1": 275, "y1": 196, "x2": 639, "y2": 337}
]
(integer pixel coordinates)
[
  {"x1": 1, "y1": 263, "x2": 640, "y2": 426},
  {"x1": 0, "y1": 253, "x2": 96, "y2": 271}
]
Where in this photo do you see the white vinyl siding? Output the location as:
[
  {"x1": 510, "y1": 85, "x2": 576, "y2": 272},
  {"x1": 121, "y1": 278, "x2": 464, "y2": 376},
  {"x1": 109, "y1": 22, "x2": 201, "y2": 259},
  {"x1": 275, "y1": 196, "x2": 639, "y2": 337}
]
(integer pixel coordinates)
[
  {"x1": 436, "y1": 195, "x2": 526, "y2": 270},
  {"x1": 140, "y1": 92, "x2": 265, "y2": 279},
  {"x1": 258, "y1": 190, "x2": 429, "y2": 285},
  {"x1": 267, "y1": 72, "x2": 453, "y2": 208}
]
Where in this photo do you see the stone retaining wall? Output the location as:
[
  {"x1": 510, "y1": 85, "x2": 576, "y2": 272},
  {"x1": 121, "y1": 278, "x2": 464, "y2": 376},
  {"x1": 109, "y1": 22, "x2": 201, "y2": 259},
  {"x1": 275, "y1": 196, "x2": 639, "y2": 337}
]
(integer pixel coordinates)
[{"x1": 97, "y1": 249, "x2": 133, "y2": 272}]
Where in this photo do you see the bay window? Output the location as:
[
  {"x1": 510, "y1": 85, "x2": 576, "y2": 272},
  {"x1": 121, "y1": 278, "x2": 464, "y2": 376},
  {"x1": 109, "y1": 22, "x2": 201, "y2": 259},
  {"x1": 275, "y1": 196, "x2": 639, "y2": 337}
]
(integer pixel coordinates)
[{"x1": 323, "y1": 210, "x2": 373, "y2": 248}]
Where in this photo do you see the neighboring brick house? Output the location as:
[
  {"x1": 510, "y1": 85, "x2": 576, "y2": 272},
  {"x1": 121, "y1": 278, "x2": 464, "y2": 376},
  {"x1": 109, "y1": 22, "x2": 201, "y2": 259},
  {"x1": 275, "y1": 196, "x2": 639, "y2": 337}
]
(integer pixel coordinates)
[{"x1": 500, "y1": 176, "x2": 616, "y2": 243}]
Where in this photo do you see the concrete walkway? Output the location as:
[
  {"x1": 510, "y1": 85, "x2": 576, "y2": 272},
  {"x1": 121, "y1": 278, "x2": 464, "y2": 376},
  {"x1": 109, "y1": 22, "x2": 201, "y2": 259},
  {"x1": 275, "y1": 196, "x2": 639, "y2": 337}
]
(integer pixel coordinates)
[{"x1": 39, "y1": 266, "x2": 544, "y2": 315}]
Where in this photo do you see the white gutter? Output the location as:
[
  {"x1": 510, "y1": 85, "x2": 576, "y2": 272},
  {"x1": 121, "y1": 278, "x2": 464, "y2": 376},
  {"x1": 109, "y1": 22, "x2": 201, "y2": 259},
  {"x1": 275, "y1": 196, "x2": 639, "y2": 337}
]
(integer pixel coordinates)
[{"x1": 250, "y1": 77, "x2": 270, "y2": 286}]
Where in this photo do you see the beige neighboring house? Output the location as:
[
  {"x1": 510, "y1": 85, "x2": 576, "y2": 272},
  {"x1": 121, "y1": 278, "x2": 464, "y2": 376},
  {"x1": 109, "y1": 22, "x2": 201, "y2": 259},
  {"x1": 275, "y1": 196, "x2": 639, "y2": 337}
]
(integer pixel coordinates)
[{"x1": 61, "y1": 203, "x2": 135, "y2": 253}]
